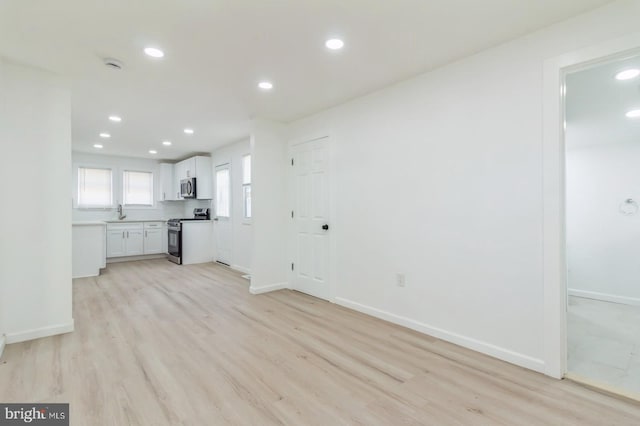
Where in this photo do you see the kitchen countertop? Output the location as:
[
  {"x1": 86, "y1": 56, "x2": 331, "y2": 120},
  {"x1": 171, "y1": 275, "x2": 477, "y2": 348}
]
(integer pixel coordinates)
[
  {"x1": 72, "y1": 221, "x2": 107, "y2": 226},
  {"x1": 104, "y1": 219, "x2": 168, "y2": 223}
]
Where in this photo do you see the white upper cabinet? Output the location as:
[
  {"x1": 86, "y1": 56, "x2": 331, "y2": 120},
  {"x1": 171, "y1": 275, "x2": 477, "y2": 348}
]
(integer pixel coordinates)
[
  {"x1": 194, "y1": 156, "x2": 212, "y2": 199},
  {"x1": 183, "y1": 157, "x2": 196, "y2": 178},
  {"x1": 159, "y1": 163, "x2": 177, "y2": 201},
  {"x1": 175, "y1": 161, "x2": 184, "y2": 200},
  {"x1": 174, "y1": 155, "x2": 212, "y2": 200}
]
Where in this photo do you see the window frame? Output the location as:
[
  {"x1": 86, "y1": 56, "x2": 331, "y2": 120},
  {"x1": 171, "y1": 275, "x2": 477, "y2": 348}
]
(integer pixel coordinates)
[
  {"x1": 215, "y1": 164, "x2": 231, "y2": 219},
  {"x1": 75, "y1": 165, "x2": 114, "y2": 209},
  {"x1": 122, "y1": 169, "x2": 155, "y2": 208},
  {"x1": 242, "y1": 154, "x2": 252, "y2": 222}
]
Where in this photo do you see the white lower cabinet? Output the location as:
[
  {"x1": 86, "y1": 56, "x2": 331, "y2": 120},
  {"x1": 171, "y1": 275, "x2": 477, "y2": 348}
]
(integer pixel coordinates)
[
  {"x1": 143, "y1": 222, "x2": 164, "y2": 254},
  {"x1": 182, "y1": 221, "x2": 214, "y2": 265},
  {"x1": 107, "y1": 229, "x2": 127, "y2": 257},
  {"x1": 107, "y1": 222, "x2": 166, "y2": 258},
  {"x1": 126, "y1": 227, "x2": 144, "y2": 255},
  {"x1": 159, "y1": 163, "x2": 177, "y2": 201}
]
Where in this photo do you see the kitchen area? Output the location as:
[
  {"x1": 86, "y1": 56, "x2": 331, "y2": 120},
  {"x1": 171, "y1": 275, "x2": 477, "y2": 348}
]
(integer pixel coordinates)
[{"x1": 72, "y1": 153, "x2": 216, "y2": 279}]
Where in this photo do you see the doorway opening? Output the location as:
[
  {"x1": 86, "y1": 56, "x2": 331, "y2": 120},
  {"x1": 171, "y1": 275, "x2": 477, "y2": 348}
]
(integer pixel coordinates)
[
  {"x1": 564, "y1": 52, "x2": 640, "y2": 397},
  {"x1": 214, "y1": 163, "x2": 232, "y2": 266}
]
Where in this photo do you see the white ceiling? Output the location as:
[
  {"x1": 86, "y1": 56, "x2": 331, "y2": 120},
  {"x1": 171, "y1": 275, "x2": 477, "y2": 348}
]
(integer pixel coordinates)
[
  {"x1": 0, "y1": 0, "x2": 611, "y2": 160},
  {"x1": 566, "y1": 53, "x2": 640, "y2": 150}
]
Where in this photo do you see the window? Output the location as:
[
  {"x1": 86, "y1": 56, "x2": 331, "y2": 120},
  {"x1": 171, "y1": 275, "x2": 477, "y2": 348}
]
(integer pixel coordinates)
[
  {"x1": 242, "y1": 155, "x2": 252, "y2": 219},
  {"x1": 123, "y1": 170, "x2": 154, "y2": 206},
  {"x1": 78, "y1": 167, "x2": 112, "y2": 207},
  {"x1": 216, "y1": 166, "x2": 231, "y2": 218}
]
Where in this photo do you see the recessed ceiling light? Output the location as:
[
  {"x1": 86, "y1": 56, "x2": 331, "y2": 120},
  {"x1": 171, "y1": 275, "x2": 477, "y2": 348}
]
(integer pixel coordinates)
[
  {"x1": 108, "y1": 115, "x2": 122, "y2": 122},
  {"x1": 616, "y1": 69, "x2": 640, "y2": 81},
  {"x1": 184, "y1": 128, "x2": 194, "y2": 134},
  {"x1": 325, "y1": 38, "x2": 344, "y2": 50},
  {"x1": 162, "y1": 141, "x2": 172, "y2": 146},
  {"x1": 626, "y1": 109, "x2": 640, "y2": 118},
  {"x1": 258, "y1": 81, "x2": 273, "y2": 90},
  {"x1": 93, "y1": 144, "x2": 103, "y2": 149},
  {"x1": 144, "y1": 47, "x2": 164, "y2": 58},
  {"x1": 149, "y1": 150, "x2": 158, "y2": 154},
  {"x1": 99, "y1": 133, "x2": 111, "y2": 138}
]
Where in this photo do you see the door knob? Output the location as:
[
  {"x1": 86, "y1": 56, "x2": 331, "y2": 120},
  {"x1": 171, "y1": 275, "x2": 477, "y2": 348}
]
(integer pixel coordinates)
[{"x1": 322, "y1": 224, "x2": 329, "y2": 230}]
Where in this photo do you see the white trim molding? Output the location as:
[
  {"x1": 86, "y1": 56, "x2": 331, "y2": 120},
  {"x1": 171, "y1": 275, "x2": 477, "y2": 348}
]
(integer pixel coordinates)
[
  {"x1": 249, "y1": 282, "x2": 289, "y2": 295},
  {"x1": 5, "y1": 321, "x2": 74, "y2": 344},
  {"x1": 569, "y1": 289, "x2": 640, "y2": 307},
  {"x1": 335, "y1": 298, "x2": 545, "y2": 373},
  {"x1": 106, "y1": 254, "x2": 167, "y2": 264},
  {"x1": 0, "y1": 335, "x2": 5, "y2": 359},
  {"x1": 543, "y1": 31, "x2": 640, "y2": 380},
  {"x1": 231, "y1": 264, "x2": 251, "y2": 275}
]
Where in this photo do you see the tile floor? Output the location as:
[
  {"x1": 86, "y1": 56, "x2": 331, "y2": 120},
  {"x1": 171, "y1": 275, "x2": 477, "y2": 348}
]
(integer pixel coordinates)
[{"x1": 568, "y1": 296, "x2": 640, "y2": 394}]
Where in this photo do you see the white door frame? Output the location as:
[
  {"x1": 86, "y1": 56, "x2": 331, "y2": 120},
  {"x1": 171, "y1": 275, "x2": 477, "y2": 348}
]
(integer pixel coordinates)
[
  {"x1": 542, "y1": 32, "x2": 640, "y2": 379},
  {"x1": 287, "y1": 134, "x2": 336, "y2": 302}
]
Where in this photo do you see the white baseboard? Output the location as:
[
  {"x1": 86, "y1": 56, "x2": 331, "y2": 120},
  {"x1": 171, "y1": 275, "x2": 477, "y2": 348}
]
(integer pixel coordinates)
[
  {"x1": 231, "y1": 264, "x2": 251, "y2": 275},
  {"x1": 73, "y1": 272, "x2": 100, "y2": 279},
  {"x1": 250, "y1": 282, "x2": 289, "y2": 295},
  {"x1": 5, "y1": 320, "x2": 75, "y2": 344},
  {"x1": 568, "y1": 288, "x2": 640, "y2": 306},
  {"x1": 107, "y1": 254, "x2": 167, "y2": 264},
  {"x1": 0, "y1": 335, "x2": 5, "y2": 358},
  {"x1": 334, "y1": 297, "x2": 545, "y2": 374}
]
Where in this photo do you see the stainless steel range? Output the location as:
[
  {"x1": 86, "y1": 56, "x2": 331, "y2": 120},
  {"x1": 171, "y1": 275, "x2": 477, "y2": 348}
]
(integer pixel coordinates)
[{"x1": 167, "y1": 208, "x2": 210, "y2": 264}]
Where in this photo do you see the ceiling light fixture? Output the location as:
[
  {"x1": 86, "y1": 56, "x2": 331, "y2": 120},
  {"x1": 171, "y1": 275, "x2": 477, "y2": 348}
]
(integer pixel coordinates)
[
  {"x1": 258, "y1": 81, "x2": 273, "y2": 90},
  {"x1": 94, "y1": 144, "x2": 103, "y2": 149},
  {"x1": 626, "y1": 109, "x2": 640, "y2": 118},
  {"x1": 144, "y1": 47, "x2": 164, "y2": 58},
  {"x1": 149, "y1": 150, "x2": 158, "y2": 154},
  {"x1": 616, "y1": 69, "x2": 640, "y2": 81},
  {"x1": 162, "y1": 141, "x2": 172, "y2": 146},
  {"x1": 325, "y1": 38, "x2": 344, "y2": 50},
  {"x1": 108, "y1": 115, "x2": 122, "y2": 122},
  {"x1": 99, "y1": 133, "x2": 111, "y2": 138},
  {"x1": 184, "y1": 128, "x2": 194, "y2": 134}
]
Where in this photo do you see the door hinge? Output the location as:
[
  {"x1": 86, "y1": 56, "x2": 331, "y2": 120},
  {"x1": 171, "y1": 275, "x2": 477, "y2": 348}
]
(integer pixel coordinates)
[
  {"x1": 291, "y1": 158, "x2": 294, "y2": 166},
  {"x1": 291, "y1": 262, "x2": 295, "y2": 271}
]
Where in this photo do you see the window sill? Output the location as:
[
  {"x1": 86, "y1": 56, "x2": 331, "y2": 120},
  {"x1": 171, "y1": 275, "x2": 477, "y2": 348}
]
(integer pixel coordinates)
[
  {"x1": 75, "y1": 206, "x2": 115, "y2": 210},
  {"x1": 122, "y1": 205, "x2": 157, "y2": 210}
]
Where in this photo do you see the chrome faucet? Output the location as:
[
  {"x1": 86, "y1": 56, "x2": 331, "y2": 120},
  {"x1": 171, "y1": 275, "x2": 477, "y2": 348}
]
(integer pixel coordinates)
[{"x1": 117, "y1": 204, "x2": 127, "y2": 220}]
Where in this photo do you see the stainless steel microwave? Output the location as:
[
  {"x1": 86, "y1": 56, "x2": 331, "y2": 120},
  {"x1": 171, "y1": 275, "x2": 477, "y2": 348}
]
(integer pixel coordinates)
[{"x1": 180, "y1": 178, "x2": 196, "y2": 198}]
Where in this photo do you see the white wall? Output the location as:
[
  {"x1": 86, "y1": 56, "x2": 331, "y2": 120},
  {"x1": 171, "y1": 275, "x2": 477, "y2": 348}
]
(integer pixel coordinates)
[
  {"x1": 566, "y1": 142, "x2": 640, "y2": 305},
  {"x1": 0, "y1": 57, "x2": 73, "y2": 343},
  {"x1": 284, "y1": 0, "x2": 640, "y2": 373},
  {"x1": 211, "y1": 139, "x2": 253, "y2": 273},
  {"x1": 250, "y1": 119, "x2": 288, "y2": 293}
]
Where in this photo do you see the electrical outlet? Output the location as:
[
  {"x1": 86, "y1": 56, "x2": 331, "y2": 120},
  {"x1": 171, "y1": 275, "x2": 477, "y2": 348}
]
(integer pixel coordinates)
[{"x1": 396, "y1": 273, "x2": 405, "y2": 287}]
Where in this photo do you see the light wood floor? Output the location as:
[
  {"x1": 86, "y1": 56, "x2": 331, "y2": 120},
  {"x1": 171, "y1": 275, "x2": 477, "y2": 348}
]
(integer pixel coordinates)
[{"x1": 1, "y1": 260, "x2": 639, "y2": 425}]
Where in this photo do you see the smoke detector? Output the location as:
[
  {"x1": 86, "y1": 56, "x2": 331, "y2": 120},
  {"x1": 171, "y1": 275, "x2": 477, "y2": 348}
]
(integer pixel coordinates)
[{"x1": 103, "y1": 58, "x2": 123, "y2": 70}]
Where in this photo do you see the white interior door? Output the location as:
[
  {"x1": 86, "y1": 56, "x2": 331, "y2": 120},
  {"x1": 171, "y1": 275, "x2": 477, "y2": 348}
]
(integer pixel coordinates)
[
  {"x1": 214, "y1": 164, "x2": 232, "y2": 265},
  {"x1": 291, "y1": 137, "x2": 330, "y2": 300}
]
